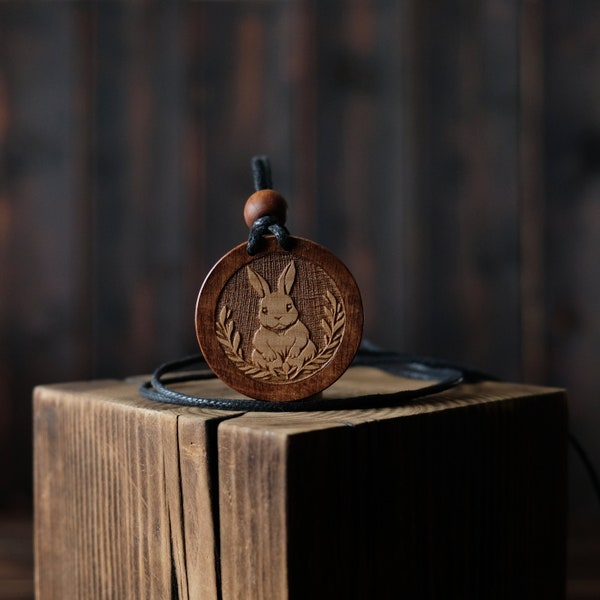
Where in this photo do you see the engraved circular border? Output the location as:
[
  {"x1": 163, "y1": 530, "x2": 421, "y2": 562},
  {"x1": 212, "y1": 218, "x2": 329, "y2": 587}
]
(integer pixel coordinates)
[{"x1": 195, "y1": 237, "x2": 364, "y2": 402}]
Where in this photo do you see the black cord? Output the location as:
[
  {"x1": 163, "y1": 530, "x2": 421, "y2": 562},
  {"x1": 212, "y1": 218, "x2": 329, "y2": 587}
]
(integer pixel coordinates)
[
  {"x1": 139, "y1": 348, "x2": 600, "y2": 507},
  {"x1": 251, "y1": 155, "x2": 272, "y2": 191},
  {"x1": 247, "y1": 156, "x2": 292, "y2": 255},
  {"x1": 139, "y1": 348, "x2": 466, "y2": 412},
  {"x1": 185, "y1": 154, "x2": 600, "y2": 505},
  {"x1": 247, "y1": 216, "x2": 293, "y2": 255},
  {"x1": 569, "y1": 431, "x2": 600, "y2": 508}
]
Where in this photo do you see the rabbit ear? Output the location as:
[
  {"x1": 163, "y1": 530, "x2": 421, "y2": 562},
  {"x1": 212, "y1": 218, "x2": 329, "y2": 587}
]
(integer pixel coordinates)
[
  {"x1": 278, "y1": 261, "x2": 296, "y2": 295},
  {"x1": 247, "y1": 266, "x2": 271, "y2": 298}
]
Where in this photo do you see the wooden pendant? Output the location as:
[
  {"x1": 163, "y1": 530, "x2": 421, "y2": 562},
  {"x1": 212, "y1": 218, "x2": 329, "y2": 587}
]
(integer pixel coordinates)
[{"x1": 196, "y1": 232, "x2": 363, "y2": 402}]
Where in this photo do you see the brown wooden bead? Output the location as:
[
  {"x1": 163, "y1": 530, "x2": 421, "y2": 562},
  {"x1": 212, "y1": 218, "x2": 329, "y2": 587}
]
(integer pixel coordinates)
[{"x1": 243, "y1": 190, "x2": 287, "y2": 228}]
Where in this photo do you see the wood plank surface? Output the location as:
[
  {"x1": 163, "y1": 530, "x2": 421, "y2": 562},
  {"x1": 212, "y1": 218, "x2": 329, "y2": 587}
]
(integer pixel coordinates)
[
  {"x1": 0, "y1": 0, "x2": 597, "y2": 520},
  {"x1": 218, "y1": 381, "x2": 567, "y2": 599},
  {"x1": 35, "y1": 373, "x2": 567, "y2": 599},
  {"x1": 33, "y1": 380, "x2": 239, "y2": 600},
  {"x1": 543, "y1": 0, "x2": 600, "y2": 514},
  {"x1": 9, "y1": 516, "x2": 600, "y2": 599},
  {"x1": 0, "y1": 2, "x2": 94, "y2": 511}
]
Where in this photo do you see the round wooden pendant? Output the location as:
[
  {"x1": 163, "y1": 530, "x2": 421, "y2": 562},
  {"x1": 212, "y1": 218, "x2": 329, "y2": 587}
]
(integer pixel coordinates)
[{"x1": 195, "y1": 236, "x2": 363, "y2": 402}]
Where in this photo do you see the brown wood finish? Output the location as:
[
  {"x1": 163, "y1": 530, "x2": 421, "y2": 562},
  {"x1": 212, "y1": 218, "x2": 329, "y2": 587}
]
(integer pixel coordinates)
[
  {"x1": 34, "y1": 381, "x2": 238, "y2": 599},
  {"x1": 35, "y1": 375, "x2": 567, "y2": 599},
  {"x1": 0, "y1": 1, "x2": 597, "y2": 514},
  {"x1": 243, "y1": 189, "x2": 288, "y2": 228},
  {"x1": 5, "y1": 512, "x2": 598, "y2": 599},
  {"x1": 196, "y1": 236, "x2": 363, "y2": 401}
]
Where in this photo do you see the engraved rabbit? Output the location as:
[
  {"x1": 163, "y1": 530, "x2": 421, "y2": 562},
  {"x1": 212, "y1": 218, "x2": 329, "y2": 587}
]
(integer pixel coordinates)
[{"x1": 247, "y1": 261, "x2": 317, "y2": 374}]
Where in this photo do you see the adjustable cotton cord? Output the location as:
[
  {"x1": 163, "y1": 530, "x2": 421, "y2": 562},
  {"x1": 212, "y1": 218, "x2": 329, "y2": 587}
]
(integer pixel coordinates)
[
  {"x1": 247, "y1": 156, "x2": 292, "y2": 255},
  {"x1": 139, "y1": 349, "x2": 600, "y2": 508},
  {"x1": 247, "y1": 215, "x2": 293, "y2": 254},
  {"x1": 251, "y1": 155, "x2": 273, "y2": 191},
  {"x1": 139, "y1": 347, "x2": 467, "y2": 412}
]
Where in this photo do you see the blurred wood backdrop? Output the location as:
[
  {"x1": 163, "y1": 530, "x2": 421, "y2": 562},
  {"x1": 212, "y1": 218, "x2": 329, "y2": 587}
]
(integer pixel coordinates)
[{"x1": 0, "y1": 1, "x2": 598, "y2": 514}]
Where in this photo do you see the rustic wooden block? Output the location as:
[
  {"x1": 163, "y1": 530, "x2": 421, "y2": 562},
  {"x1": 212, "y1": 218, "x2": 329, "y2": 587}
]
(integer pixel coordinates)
[
  {"x1": 34, "y1": 371, "x2": 567, "y2": 599},
  {"x1": 34, "y1": 380, "x2": 234, "y2": 599}
]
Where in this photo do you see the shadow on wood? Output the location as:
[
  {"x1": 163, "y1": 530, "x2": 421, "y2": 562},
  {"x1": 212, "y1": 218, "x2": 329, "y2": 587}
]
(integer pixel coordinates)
[{"x1": 34, "y1": 371, "x2": 567, "y2": 599}]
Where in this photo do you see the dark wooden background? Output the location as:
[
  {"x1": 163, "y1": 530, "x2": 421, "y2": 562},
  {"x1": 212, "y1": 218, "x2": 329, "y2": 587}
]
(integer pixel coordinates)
[{"x1": 0, "y1": 1, "x2": 598, "y2": 514}]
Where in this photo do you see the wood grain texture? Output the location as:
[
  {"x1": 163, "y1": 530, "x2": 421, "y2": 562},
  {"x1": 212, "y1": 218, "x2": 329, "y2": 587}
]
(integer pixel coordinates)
[
  {"x1": 1, "y1": 1, "x2": 597, "y2": 516},
  {"x1": 543, "y1": 0, "x2": 600, "y2": 513},
  {"x1": 0, "y1": 3, "x2": 93, "y2": 509},
  {"x1": 33, "y1": 375, "x2": 567, "y2": 599},
  {"x1": 218, "y1": 381, "x2": 567, "y2": 599},
  {"x1": 196, "y1": 237, "x2": 363, "y2": 401},
  {"x1": 34, "y1": 380, "x2": 239, "y2": 600}
]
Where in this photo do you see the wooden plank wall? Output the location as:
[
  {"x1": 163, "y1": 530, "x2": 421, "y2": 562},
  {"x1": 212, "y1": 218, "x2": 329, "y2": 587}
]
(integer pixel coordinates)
[{"x1": 0, "y1": 1, "x2": 598, "y2": 512}]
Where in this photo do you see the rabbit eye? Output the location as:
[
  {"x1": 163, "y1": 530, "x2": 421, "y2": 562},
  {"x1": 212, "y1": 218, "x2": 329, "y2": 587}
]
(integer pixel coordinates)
[
  {"x1": 261, "y1": 307, "x2": 268, "y2": 314},
  {"x1": 286, "y1": 303, "x2": 292, "y2": 311}
]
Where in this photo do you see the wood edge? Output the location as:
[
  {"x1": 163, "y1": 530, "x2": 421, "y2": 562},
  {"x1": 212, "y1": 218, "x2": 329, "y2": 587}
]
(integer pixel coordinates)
[
  {"x1": 32, "y1": 379, "x2": 568, "y2": 434},
  {"x1": 215, "y1": 381, "x2": 568, "y2": 434},
  {"x1": 217, "y1": 421, "x2": 290, "y2": 599},
  {"x1": 33, "y1": 379, "x2": 126, "y2": 398},
  {"x1": 32, "y1": 380, "x2": 240, "y2": 420}
]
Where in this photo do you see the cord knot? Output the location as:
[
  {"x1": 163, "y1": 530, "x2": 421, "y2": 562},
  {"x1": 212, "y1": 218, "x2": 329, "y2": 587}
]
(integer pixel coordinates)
[{"x1": 247, "y1": 215, "x2": 292, "y2": 255}]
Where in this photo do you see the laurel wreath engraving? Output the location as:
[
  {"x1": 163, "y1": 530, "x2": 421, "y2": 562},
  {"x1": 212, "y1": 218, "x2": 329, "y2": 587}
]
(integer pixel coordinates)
[{"x1": 216, "y1": 290, "x2": 345, "y2": 383}]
